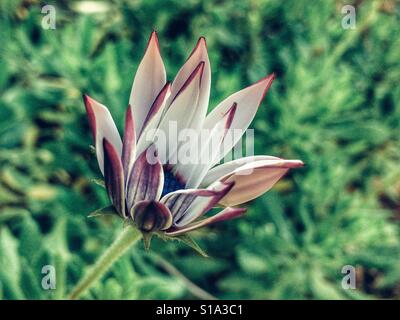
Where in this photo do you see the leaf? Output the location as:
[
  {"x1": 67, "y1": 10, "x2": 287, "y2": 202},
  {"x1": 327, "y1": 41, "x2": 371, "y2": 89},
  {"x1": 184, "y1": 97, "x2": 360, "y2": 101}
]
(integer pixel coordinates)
[
  {"x1": 0, "y1": 207, "x2": 29, "y2": 223},
  {"x1": 20, "y1": 258, "x2": 44, "y2": 300},
  {"x1": 0, "y1": 228, "x2": 24, "y2": 299},
  {"x1": 19, "y1": 216, "x2": 43, "y2": 263}
]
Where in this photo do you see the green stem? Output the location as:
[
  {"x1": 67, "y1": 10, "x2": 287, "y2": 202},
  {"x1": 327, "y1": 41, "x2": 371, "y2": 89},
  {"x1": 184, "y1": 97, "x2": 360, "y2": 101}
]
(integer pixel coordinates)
[{"x1": 67, "y1": 227, "x2": 142, "y2": 300}]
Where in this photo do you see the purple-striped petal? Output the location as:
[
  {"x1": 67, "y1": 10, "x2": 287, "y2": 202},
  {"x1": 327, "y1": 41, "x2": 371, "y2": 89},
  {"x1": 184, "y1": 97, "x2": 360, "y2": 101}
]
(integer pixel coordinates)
[
  {"x1": 160, "y1": 182, "x2": 234, "y2": 226},
  {"x1": 131, "y1": 200, "x2": 172, "y2": 232},
  {"x1": 178, "y1": 102, "x2": 237, "y2": 188},
  {"x1": 202, "y1": 73, "x2": 275, "y2": 166},
  {"x1": 129, "y1": 31, "x2": 166, "y2": 136},
  {"x1": 174, "y1": 181, "x2": 234, "y2": 227},
  {"x1": 83, "y1": 94, "x2": 122, "y2": 175},
  {"x1": 122, "y1": 105, "x2": 136, "y2": 182},
  {"x1": 138, "y1": 82, "x2": 171, "y2": 139},
  {"x1": 126, "y1": 145, "x2": 164, "y2": 210},
  {"x1": 165, "y1": 207, "x2": 246, "y2": 236},
  {"x1": 200, "y1": 155, "x2": 280, "y2": 187},
  {"x1": 103, "y1": 138, "x2": 126, "y2": 217},
  {"x1": 216, "y1": 159, "x2": 304, "y2": 206},
  {"x1": 167, "y1": 37, "x2": 211, "y2": 127},
  {"x1": 154, "y1": 61, "x2": 205, "y2": 164},
  {"x1": 135, "y1": 82, "x2": 171, "y2": 157},
  {"x1": 161, "y1": 189, "x2": 213, "y2": 222}
]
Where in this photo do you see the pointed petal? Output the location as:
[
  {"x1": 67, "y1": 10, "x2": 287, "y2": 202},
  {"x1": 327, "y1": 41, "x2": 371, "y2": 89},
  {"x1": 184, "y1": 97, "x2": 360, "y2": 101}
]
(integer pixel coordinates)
[
  {"x1": 103, "y1": 138, "x2": 125, "y2": 217},
  {"x1": 122, "y1": 106, "x2": 136, "y2": 181},
  {"x1": 165, "y1": 207, "x2": 246, "y2": 236},
  {"x1": 135, "y1": 82, "x2": 171, "y2": 157},
  {"x1": 126, "y1": 145, "x2": 164, "y2": 210},
  {"x1": 83, "y1": 94, "x2": 122, "y2": 175},
  {"x1": 213, "y1": 159, "x2": 304, "y2": 206},
  {"x1": 200, "y1": 155, "x2": 281, "y2": 187},
  {"x1": 202, "y1": 73, "x2": 275, "y2": 165},
  {"x1": 131, "y1": 200, "x2": 172, "y2": 232},
  {"x1": 173, "y1": 181, "x2": 234, "y2": 227},
  {"x1": 160, "y1": 188, "x2": 216, "y2": 222},
  {"x1": 138, "y1": 82, "x2": 171, "y2": 139},
  {"x1": 160, "y1": 181, "x2": 233, "y2": 226},
  {"x1": 179, "y1": 102, "x2": 237, "y2": 188},
  {"x1": 155, "y1": 62, "x2": 205, "y2": 164},
  {"x1": 168, "y1": 37, "x2": 211, "y2": 127},
  {"x1": 129, "y1": 31, "x2": 166, "y2": 136}
]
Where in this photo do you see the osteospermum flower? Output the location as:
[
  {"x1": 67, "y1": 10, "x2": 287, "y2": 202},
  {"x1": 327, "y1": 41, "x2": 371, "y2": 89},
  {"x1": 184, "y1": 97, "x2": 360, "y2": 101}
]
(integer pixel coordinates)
[{"x1": 83, "y1": 32, "x2": 303, "y2": 238}]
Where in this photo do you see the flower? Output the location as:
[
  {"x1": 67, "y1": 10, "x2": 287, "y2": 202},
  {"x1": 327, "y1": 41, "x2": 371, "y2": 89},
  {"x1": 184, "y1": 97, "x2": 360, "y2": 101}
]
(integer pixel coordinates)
[{"x1": 83, "y1": 32, "x2": 303, "y2": 237}]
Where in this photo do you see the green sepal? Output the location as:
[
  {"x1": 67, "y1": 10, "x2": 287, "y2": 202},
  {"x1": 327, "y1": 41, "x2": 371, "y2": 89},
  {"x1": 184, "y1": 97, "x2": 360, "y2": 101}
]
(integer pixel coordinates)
[
  {"x1": 141, "y1": 232, "x2": 153, "y2": 251},
  {"x1": 87, "y1": 205, "x2": 118, "y2": 218},
  {"x1": 91, "y1": 178, "x2": 105, "y2": 188},
  {"x1": 123, "y1": 219, "x2": 133, "y2": 229},
  {"x1": 158, "y1": 233, "x2": 209, "y2": 258},
  {"x1": 177, "y1": 234, "x2": 209, "y2": 258},
  {"x1": 121, "y1": 219, "x2": 153, "y2": 250},
  {"x1": 89, "y1": 145, "x2": 96, "y2": 154}
]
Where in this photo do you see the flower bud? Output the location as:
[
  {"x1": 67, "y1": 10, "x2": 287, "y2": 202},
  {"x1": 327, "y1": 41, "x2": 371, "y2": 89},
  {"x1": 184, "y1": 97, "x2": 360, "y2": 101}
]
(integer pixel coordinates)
[{"x1": 131, "y1": 200, "x2": 172, "y2": 232}]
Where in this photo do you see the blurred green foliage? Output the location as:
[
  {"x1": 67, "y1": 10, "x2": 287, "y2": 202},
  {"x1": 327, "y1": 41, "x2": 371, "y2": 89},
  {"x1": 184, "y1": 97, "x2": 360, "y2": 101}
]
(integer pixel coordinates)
[{"x1": 0, "y1": 0, "x2": 400, "y2": 299}]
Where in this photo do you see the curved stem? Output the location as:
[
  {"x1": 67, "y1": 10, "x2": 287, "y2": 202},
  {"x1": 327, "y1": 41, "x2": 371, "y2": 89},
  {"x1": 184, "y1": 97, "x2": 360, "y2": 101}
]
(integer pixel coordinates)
[
  {"x1": 150, "y1": 252, "x2": 217, "y2": 300},
  {"x1": 68, "y1": 226, "x2": 142, "y2": 300}
]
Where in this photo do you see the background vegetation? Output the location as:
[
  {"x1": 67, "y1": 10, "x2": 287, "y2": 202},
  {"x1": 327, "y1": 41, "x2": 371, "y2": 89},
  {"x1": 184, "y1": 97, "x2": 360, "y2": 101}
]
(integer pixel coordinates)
[{"x1": 0, "y1": 0, "x2": 399, "y2": 299}]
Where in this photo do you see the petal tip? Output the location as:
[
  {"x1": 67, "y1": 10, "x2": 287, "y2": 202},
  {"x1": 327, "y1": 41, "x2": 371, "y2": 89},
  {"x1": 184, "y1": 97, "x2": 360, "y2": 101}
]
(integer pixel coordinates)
[
  {"x1": 289, "y1": 160, "x2": 304, "y2": 168},
  {"x1": 82, "y1": 93, "x2": 93, "y2": 107},
  {"x1": 198, "y1": 36, "x2": 207, "y2": 48},
  {"x1": 103, "y1": 138, "x2": 119, "y2": 158},
  {"x1": 102, "y1": 137, "x2": 110, "y2": 150},
  {"x1": 187, "y1": 36, "x2": 209, "y2": 61},
  {"x1": 232, "y1": 207, "x2": 247, "y2": 216},
  {"x1": 83, "y1": 94, "x2": 96, "y2": 139},
  {"x1": 146, "y1": 30, "x2": 161, "y2": 52},
  {"x1": 172, "y1": 61, "x2": 205, "y2": 102},
  {"x1": 255, "y1": 73, "x2": 275, "y2": 107}
]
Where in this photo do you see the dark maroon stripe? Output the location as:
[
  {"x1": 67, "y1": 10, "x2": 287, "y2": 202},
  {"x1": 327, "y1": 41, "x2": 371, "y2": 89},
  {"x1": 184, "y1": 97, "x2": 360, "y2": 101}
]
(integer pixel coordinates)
[
  {"x1": 103, "y1": 138, "x2": 125, "y2": 217},
  {"x1": 170, "y1": 61, "x2": 205, "y2": 105},
  {"x1": 224, "y1": 102, "x2": 237, "y2": 131},
  {"x1": 186, "y1": 36, "x2": 206, "y2": 62},
  {"x1": 256, "y1": 73, "x2": 275, "y2": 107},
  {"x1": 174, "y1": 182, "x2": 235, "y2": 225},
  {"x1": 82, "y1": 94, "x2": 96, "y2": 142},
  {"x1": 126, "y1": 145, "x2": 163, "y2": 210},
  {"x1": 138, "y1": 82, "x2": 171, "y2": 138},
  {"x1": 122, "y1": 105, "x2": 135, "y2": 180},
  {"x1": 145, "y1": 31, "x2": 160, "y2": 52},
  {"x1": 165, "y1": 207, "x2": 247, "y2": 236}
]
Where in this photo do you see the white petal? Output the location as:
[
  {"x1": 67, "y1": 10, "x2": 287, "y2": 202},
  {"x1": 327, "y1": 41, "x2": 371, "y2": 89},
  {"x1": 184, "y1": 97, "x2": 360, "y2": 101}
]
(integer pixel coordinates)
[
  {"x1": 84, "y1": 95, "x2": 122, "y2": 175},
  {"x1": 122, "y1": 106, "x2": 136, "y2": 182},
  {"x1": 160, "y1": 188, "x2": 215, "y2": 222},
  {"x1": 135, "y1": 83, "x2": 171, "y2": 157},
  {"x1": 174, "y1": 181, "x2": 233, "y2": 227},
  {"x1": 129, "y1": 31, "x2": 166, "y2": 136},
  {"x1": 167, "y1": 37, "x2": 211, "y2": 129},
  {"x1": 202, "y1": 73, "x2": 275, "y2": 165},
  {"x1": 165, "y1": 207, "x2": 246, "y2": 236},
  {"x1": 211, "y1": 159, "x2": 303, "y2": 206},
  {"x1": 154, "y1": 62, "x2": 204, "y2": 164},
  {"x1": 200, "y1": 155, "x2": 281, "y2": 187},
  {"x1": 179, "y1": 103, "x2": 237, "y2": 188}
]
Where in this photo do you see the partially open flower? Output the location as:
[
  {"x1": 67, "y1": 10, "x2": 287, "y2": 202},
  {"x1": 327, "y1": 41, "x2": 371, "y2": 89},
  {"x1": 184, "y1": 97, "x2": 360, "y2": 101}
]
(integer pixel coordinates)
[{"x1": 83, "y1": 32, "x2": 303, "y2": 238}]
